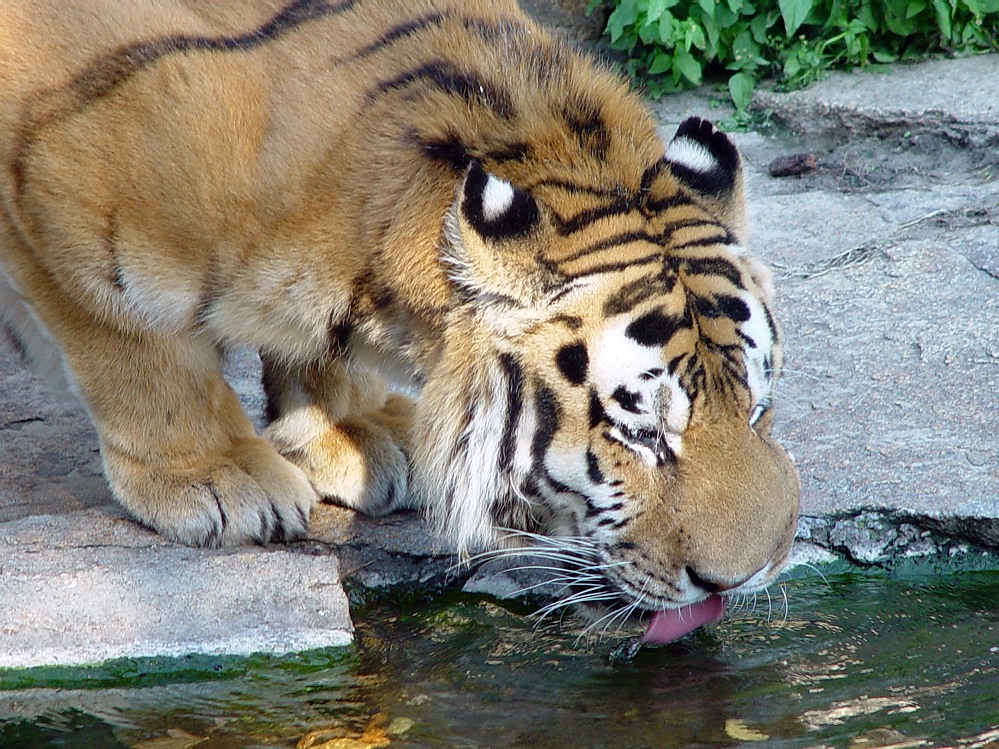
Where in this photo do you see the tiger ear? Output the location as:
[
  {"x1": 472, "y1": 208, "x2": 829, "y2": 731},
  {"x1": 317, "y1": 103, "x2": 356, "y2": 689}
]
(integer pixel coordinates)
[
  {"x1": 459, "y1": 160, "x2": 539, "y2": 240},
  {"x1": 444, "y1": 161, "x2": 552, "y2": 308},
  {"x1": 664, "y1": 117, "x2": 747, "y2": 244}
]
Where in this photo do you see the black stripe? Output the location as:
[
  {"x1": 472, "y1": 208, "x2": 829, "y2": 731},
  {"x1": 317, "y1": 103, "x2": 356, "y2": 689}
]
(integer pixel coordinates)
[
  {"x1": 539, "y1": 469, "x2": 575, "y2": 497},
  {"x1": 607, "y1": 516, "x2": 632, "y2": 531},
  {"x1": 71, "y1": 0, "x2": 357, "y2": 104},
  {"x1": 461, "y1": 16, "x2": 531, "y2": 45},
  {"x1": 561, "y1": 231, "x2": 662, "y2": 263},
  {"x1": 410, "y1": 130, "x2": 470, "y2": 171},
  {"x1": 450, "y1": 396, "x2": 477, "y2": 465},
  {"x1": 485, "y1": 142, "x2": 532, "y2": 163},
  {"x1": 562, "y1": 96, "x2": 611, "y2": 160},
  {"x1": 585, "y1": 449, "x2": 605, "y2": 485},
  {"x1": 671, "y1": 117, "x2": 740, "y2": 194},
  {"x1": 602, "y1": 274, "x2": 661, "y2": 316},
  {"x1": 13, "y1": 0, "x2": 357, "y2": 202},
  {"x1": 737, "y1": 330, "x2": 758, "y2": 349},
  {"x1": 588, "y1": 391, "x2": 606, "y2": 429},
  {"x1": 408, "y1": 129, "x2": 530, "y2": 170},
  {"x1": 111, "y1": 262, "x2": 127, "y2": 293},
  {"x1": 553, "y1": 198, "x2": 634, "y2": 236},
  {"x1": 194, "y1": 279, "x2": 219, "y2": 329},
  {"x1": 762, "y1": 302, "x2": 780, "y2": 345},
  {"x1": 551, "y1": 314, "x2": 583, "y2": 330},
  {"x1": 695, "y1": 293, "x2": 751, "y2": 322},
  {"x1": 343, "y1": 12, "x2": 445, "y2": 63},
  {"x1": 531, "y1": 383, "x2": 562, "y2": 468},
  {"x1": 586, "y1": 501, "x2": 623, "y2": 519},
  {"x1": 679, "y1": 256, "x2": 745, "y2": 288},
  {"x1": 625, "y1": 309, "x2": 689, "y2": 347},
  {"x1": 669, "y1": 231, "x2": 737, "y2": 251},
  {"x1": 497, "y1": 353, "x2": 524, "y2": 474},
  {"x1": 552, "y1": 195, "x2": 698, "y2": 238},
  {"x1": 640, "y1": 157, "x2": 669, "y2": 192},
  {"x1": 525, "y1": 178, "x2": 622, "y2": 198},
  {"x1": 372, "y1": 60, "x2": 514, "y2": 120},
  {"x1": 562, "y1": 253, "x2": 663, "y2": 280},
  {"x1": 558, "y1": 219, "x2": 729, "y2": 267}
]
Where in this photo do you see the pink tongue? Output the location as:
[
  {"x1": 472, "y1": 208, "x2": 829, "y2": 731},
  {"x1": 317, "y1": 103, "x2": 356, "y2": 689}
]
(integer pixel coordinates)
[{"x1": 641, "y1": 595, "x2": 726, "y2": 644}]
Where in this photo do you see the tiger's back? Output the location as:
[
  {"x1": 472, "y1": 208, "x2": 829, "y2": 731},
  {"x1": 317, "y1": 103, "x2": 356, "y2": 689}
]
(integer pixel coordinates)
[{"x1": 0, "y1": 0, "x2": 798, "y2": 638}]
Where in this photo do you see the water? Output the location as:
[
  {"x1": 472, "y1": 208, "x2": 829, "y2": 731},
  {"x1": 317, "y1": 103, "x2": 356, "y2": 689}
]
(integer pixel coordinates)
[{"x1": 1, "y1": 569, "x2": 997, "y2": 748}]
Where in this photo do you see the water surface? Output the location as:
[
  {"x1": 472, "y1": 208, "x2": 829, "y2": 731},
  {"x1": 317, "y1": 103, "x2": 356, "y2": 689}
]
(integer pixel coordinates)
[{"x1": 1, "y1": 568, "x2": 997, "y2": 748}]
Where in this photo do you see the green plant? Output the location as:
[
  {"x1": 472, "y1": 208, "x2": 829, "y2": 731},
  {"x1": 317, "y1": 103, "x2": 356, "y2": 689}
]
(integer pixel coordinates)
[{"x1": 587, "y1": 0, "x2": 999, "y2": 110}]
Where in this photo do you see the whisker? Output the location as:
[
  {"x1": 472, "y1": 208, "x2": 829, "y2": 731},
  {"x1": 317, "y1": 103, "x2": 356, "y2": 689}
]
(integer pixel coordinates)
[
  {"x1": 795, "y1": 562, "x2": 830, "y2": 587},
  {"x1": 532, "y1": 591, "x2": 619, "y2": 628}
]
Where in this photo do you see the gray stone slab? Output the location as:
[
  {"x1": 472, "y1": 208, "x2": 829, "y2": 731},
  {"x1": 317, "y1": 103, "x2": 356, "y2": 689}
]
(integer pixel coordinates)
[
  {"x1": 753, "y1": 55, "x2": 999, "y2": 147},
  {"x1": 0, "y1": 509, "x2": 352, "y2": 668},
  {"x1": 751, "y1": 175, "x2": 999, "y2": 525}
]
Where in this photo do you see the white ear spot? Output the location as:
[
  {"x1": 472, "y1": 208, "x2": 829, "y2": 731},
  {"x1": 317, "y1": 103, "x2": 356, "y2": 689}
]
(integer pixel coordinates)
[
  {"x1": 481, "y1": 174, "x2": 516, "y2": 222},
  {"x1": 665, "y1": 137, "x2": 718, "y2": 174}
]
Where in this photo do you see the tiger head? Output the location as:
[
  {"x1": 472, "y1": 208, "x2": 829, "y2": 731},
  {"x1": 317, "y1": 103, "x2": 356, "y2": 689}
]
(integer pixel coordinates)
[{"x1": 413, "y1": 117, "x2": 799, "y2": 637}]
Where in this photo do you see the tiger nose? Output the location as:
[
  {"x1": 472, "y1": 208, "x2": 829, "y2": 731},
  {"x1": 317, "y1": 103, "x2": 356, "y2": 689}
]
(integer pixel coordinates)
[{"x1": 685, "y1": 565, "x2": 759, "y2": 593}]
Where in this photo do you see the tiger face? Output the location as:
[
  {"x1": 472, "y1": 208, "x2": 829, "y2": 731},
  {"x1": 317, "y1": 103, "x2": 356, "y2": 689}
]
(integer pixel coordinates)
[{"x1": 415, "y1": 118, "x2": 799, "y2": 634}]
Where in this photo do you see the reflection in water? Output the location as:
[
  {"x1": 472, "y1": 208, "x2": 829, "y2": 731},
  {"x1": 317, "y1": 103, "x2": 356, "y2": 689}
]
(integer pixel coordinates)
[{"x1": 0, "y1": 570, "x2": 997, "y2": 748}]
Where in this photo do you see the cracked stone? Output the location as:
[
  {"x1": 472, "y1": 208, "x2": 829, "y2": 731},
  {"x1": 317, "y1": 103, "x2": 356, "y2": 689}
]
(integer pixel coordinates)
[{"x1": 829, "y1": 515, "x2": 898, "y2": 564}]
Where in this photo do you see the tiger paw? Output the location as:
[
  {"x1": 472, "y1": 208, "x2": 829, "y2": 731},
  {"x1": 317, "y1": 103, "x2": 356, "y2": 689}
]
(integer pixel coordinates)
[
  {"x1": 104, "y1": 436, "x2": 318, "y2": 547},
  {"x1": 276, "y1": 417, "x2": 411, "y2": 516}
]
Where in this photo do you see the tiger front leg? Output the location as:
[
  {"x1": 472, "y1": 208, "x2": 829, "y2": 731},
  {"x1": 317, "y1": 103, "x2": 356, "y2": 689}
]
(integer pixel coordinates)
[
  {"x1": 262, "y1": 356, "x2": 415, "y2": 516},
  {"x1": 80, "y1": 329, "x2": 320, "y2": 547}
]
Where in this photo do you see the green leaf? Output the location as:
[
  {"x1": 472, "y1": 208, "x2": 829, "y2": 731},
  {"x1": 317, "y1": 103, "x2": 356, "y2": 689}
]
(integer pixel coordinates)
[
  {"x1": 778, "y1": 0, "x2": 814, "y2": 34},
  {"x1": 701, "y1": 14, "x2": 721, "y2": 53},
  {"x1": 647, "y1": 0, "x2": 669, "y2": 22},
  {"x1": 783, "y1": 54, "x2": 801, "y2": 78},
  {"x1": 871, "y1": 47, "x2": 898, "y2": 62},
  {"x1": 607, "y1": 0, "x2": 640, "y2": 42},
  {"x1": 750, "y1": 13, "x2": 770, "y2": 42},
  {"x1": 857, "y1": 0, "x2": 878, "y2": 29},
  {"x1": 931, "y1": 0, "x2": 953, "y2": 37},
  {"x1": 674, "y1": 47, "x2": 703, "y2": 84},
  {"x1": 728, "y1": 72, "x2": 755, "y2": 110},
  {"x1": 687, "y1": 22, "x2": 708, "y2": 49},
  {"x1": 648, "y1": 50, "x2": 674, "y2": 74},
  {"x1": 638, "y1": 19, "x2": 661, "y2": 43},
  {"x1": 731, "y1": 27, "x2": 762, "y2": 67},
  {"x1": 658, "y1": 12, "x2": 680, "y2": 44}
]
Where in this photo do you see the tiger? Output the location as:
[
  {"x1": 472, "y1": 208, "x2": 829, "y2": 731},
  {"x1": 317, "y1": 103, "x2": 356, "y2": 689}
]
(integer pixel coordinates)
[{"x1": 0, "y1": 0, "x2": 799, "y2": 640}]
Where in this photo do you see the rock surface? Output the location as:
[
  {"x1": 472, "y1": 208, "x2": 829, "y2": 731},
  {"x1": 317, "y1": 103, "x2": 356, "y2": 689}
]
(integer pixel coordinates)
[{"x1": 2, "y1": 34, "x2": 997, "y2": 666}]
